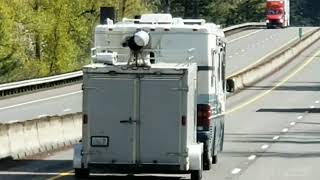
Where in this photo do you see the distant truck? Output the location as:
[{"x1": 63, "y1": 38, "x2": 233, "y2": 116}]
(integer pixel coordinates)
[
  {"x1": 73, "y1": 11, "x2": 226, "y2": 179},
  {"x1": 266, "y1": 0, "x2": 290, "y2": 28}
]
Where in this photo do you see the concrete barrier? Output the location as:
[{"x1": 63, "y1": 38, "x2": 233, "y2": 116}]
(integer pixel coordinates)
[
  {"x1": 227, "y1": 28, "x2": 320, "y2": 93},
  {"x1": 0, "y1": 113, "x2": 82, "y2": 159},
  {"x1": 0, "y1": 125, "x2": 10, "y2": 158}
]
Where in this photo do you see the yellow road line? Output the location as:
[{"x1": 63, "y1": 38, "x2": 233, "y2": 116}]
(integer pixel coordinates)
[
  {"x1": 227, "y1": 28, "x2": 315, "y2": 78},
  {"x1": 47, "y1": 170, "x2": 73, "y2": 180},
  {"x1": 226, "y1": 48, "x2": 320, "y2": 115}
]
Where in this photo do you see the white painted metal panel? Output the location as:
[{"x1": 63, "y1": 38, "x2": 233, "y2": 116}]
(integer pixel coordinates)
[{"x1": 139, "y1": 78, "x2": 182, "y2": 164}]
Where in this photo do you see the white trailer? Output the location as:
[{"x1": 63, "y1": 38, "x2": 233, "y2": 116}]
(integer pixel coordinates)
[
  {"x1": 74, "y1": 63, "x2": 203, "y2": 179},
  {"x1": 74, "y1": 12, "x2": 227, "y2": 179}
]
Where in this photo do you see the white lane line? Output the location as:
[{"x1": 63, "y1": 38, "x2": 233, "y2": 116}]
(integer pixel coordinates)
[
  {"x1": 297, "y1": 116, "x2": 303, "y2": 120},
  {"x1": 282, "y1": 128, "x2": 289, "y2": 133},
  {"x1": 261, "y1": 144, "x2": 269, "y2": 150},
  {"x1": 229, "y1": 55, "x2": 233, "y2": 58},
  {"x1": 315, "y1": 101, "x2": 320, "y2": 104},
  {"x1": 290, "y1": 122, "x2": 296, "y2": 126},
  {"x1": 227, "y1": 28, "x2": 316, "y2": 78},
  {"x1": 227, "y1": 29, "x2": 264, "y2": 43},
  {"x1": 64, "y1": 108, "x2": 72, "y2": 112},
  {"x1": 0, "y1": 91, "x2": 82, "y2": 111},
  {"x1": 273, "y1": 136, "x2": 280, "y2": 140},
  {"x1": 248, "y1": 155, "x2": 256, "y2": 161},
  {"x1": 231, "y1": 168, "x2": 242, "y2": 174},
  {"x1": 241, "y1": 49, "x2": 245, "y2": 52},
  {"x1": 38, "y1": 114, "x2": 48, "y2": 118},
  {"x1": 310, "y1": 105, "x2": 315, "y2": 109}
]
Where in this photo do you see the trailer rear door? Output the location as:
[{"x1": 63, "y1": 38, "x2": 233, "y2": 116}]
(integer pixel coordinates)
[
  {"x1": 86, "y1": 77, "x2": 136, "y2": 164},
  {"x1": 139, "y1": 78, "x2": 182, "y2": 164}
]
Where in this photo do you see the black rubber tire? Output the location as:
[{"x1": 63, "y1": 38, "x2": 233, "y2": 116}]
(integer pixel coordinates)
[
  {"x1": 203, "y1": 154, "x2": 212, "y2": 170},
  {"x1": 191, "y1": 170, "x2": 202, "y2": 180},
  {"x1": 203, "y1": 141, "x2": 212, "y2": 170},
  {"x1": 75, "y1": 168, "x2": 90, "y2": 178},
  {"x1": 212, "y1": 154, "x2": 218, "y2": 164}
]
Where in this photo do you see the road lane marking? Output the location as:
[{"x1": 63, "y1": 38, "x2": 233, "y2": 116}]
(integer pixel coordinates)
[
  {"x1": 226, "y1": 48, "x2": 320, "y2": 114},
  {"x1": 282, "y1": 128, "x2": 289, "y2": 133},
  {"x1": 273, "y1": 136, "x2": 280, "y2": 140},
  {"x1": 297, "y1": 116, "x2": 303, "y2": 120},
  {"x1": 231, "y1": 168, "x2": 242, "y2": 174},
  {"x1": 0, "y1": 172, "x2": 60, "y2": 175},
  {"x1": 0, "y1": 91, "x2": 82, "y2": 111},
  {"x1": 316, "y1": 101, "x2": 319, "y2": 104},
  {"x1": 227, "y1": 29, "x2": 264, "y2": 43},
  {"x1": 248, "y1": 155, "x2": 256, "y2": 160},
  {"x1": 227, "y1": 28, "x2": 316, "y2": 78},
  {"x1": 63, "y1": 108, "x2": 71, "y2": 112},
  {"x1": 310, "y1": 105, "x2": 315, "y2": 109},
  {"x1": 47, "y1": 170, "x2": 74, "y2": 180},
  {"x1": 261, "y1": 144, "x2": 269, "y2": 150},
  {"x1": 290, "y1": 122, "x2": 296, "y2": 126}
]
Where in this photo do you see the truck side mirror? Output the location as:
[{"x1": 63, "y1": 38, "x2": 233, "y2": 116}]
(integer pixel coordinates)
[{"x1": 226, "y1": 79, "x2": 235, "y2": 93}]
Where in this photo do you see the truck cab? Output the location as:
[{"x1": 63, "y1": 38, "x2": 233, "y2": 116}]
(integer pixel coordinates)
[{"x1": 266, "y1": 0, "x2": 290, "y2": 28}]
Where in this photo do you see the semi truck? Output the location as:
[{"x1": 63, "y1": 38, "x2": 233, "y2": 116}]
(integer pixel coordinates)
[
  {"x1": 73, "y1": 11, "x2": 226, "y2": 179},
  {"x1": 266, "y1": 0, "x2": 290, "y2": 28}
]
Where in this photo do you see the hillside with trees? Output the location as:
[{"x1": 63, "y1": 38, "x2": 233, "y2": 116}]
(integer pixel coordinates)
[{"x1": 0, "y1": 0, "x2": 318, "y2": 83}]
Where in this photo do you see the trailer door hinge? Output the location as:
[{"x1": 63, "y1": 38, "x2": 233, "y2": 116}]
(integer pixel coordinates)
[
  {"x1": 166, "y1": 152, "x2": 188, "y2": 157},
  {"x1": 171, "y1": 87, "x2": 189, "y2": 92}
]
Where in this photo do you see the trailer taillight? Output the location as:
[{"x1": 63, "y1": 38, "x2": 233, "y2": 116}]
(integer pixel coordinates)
[
  {"x1": 83, "y1": 114, "x2": 88, "y2": 124},
  {"x1": 197, "y1": 104, "x2": 213, "y2": 131}
]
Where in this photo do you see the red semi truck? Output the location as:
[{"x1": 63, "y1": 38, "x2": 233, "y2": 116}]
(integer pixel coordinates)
[{"x1": 266, "y1": 0, "x2": 290, "y2": 28}]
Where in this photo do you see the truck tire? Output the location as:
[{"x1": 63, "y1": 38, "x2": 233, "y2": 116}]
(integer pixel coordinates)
[
  {"x1": 75, "y1": 168, "x2": 90, "y2": 178},
  {"x1": 191, "y1": 170, "x2": 202, "y2": 180},
  {"x1": 203, "y1": 153, "x2": 212, "y2": 170},
  {"x1": 211, "y1": 126, "x2": 219, "y2": 164},
  {"x1": 212, "y1": 154, "x2": 218, "y2": 164},
  {"x1": 203, "y1": 140, "x2": 212, "y2": 170}
]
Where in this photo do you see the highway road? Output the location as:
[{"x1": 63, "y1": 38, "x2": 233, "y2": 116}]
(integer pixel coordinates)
[
  {"x1": 1, "y1": 30, "x2": 320, "y2": 180},
  {"x1": 0, "y1": 27, "x2": 315, "y2": 123}
]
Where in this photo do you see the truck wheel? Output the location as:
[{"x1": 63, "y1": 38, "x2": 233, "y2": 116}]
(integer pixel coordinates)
[
  {"x1": 191, "y1": 170, "x2": 202, "y2": 180},
  {"x1": 212, "y1": 154, "x2": 218, "y2": 164},
  {"x1": 202, "y1": 141, "x2": 212, "y2": 170},
  {"x1": 203, "y1": 153, "x2": 212, "y2": 170},
  {"x1": 75, "y1": 168, "x2": 90, "y2": 178}
]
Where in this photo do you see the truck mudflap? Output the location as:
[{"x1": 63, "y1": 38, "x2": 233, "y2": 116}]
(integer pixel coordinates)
[
  {"x1": 188, "y1": 143, "x2": 203, "y2": 171},
  {"x1": 73, "y1": 143, "x2": 83, "y2": 169}
]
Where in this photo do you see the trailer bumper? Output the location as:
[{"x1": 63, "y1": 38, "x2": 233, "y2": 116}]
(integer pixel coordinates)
[{"x1": 87, "y1": 164, "x2": 184, "y2": 174}]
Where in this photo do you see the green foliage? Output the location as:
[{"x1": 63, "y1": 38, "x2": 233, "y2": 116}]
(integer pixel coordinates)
[
  {"x1": 1, "y1": 0, "x2": 318, "y2": 84},
  {"x1": 0, "y1": 0, "x2": 149, "y2": 83}
]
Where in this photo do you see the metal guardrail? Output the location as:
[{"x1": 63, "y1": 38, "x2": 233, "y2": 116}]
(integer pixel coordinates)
[
  {"x1": 223, "y1": 22, "x2": 265, "y2": 36},
  {"x1": 0, "y1": 71, "x2": 83, "y2": 97},
  {"x1": 0, "y1": 22, "x2": 266, "y2": 98}
]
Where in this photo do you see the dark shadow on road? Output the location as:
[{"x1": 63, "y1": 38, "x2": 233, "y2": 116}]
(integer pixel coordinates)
[
  {"x1": 222, "y1": 151, "x2": 320, "y2": 158},
  {"x1": 247, "y1": 85, "x2": 320, "y2": 91},
  {"x1": 0, "y1": 159, "x2": 72, "y2": 172},
  {"x1": 0, "y1": 159, "x2": 187, "y2": 180},
  {"x1": 256, "y1": 108, "x2": 320, "y2": 113}
]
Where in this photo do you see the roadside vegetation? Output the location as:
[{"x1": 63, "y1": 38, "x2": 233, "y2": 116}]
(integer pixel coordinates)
[{"x1": 0, "y1": 0, "x2": 317, "y2": 83}]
